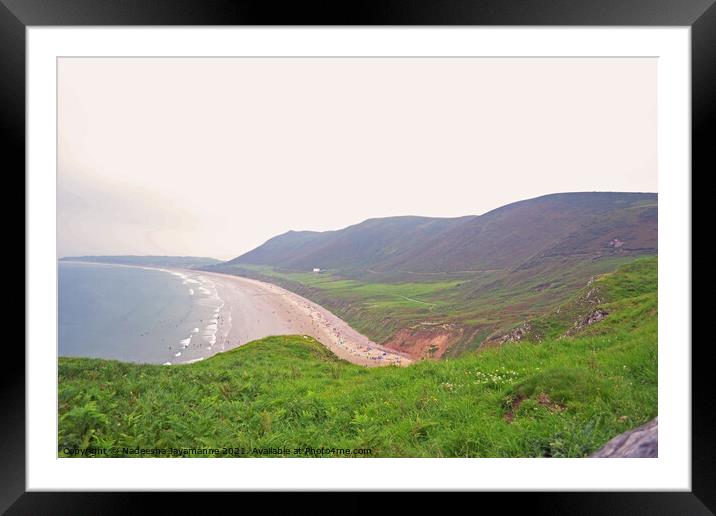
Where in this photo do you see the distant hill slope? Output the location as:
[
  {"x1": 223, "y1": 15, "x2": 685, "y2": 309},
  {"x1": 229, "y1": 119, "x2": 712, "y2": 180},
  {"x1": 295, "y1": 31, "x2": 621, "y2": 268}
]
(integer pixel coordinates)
[
  {"x1": 60, "y1": 255, "x2": 222, "y2": 269},
  {"x1": 228, "y1": 192, "x2": 657, "y2": 273}
]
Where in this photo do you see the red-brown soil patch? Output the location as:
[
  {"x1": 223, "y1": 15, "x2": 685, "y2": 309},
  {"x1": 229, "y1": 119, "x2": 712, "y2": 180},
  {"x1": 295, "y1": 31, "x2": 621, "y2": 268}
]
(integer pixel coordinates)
[{"x1": 384, "y1": 324, "x2": 464, "y2": 359}]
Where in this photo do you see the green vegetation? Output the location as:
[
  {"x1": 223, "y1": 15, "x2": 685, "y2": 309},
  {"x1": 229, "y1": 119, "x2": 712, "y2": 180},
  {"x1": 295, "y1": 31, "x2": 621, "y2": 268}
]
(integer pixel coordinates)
[
  {"x1": 217, "y1": 255, "x2": 639, "y2": 354},
  {"x1": 58, "y1": 257, "x2": 657, "y2": 458},
  {"x1": 523, "y1": 258, "x2": 658, "y2": 343},
  {"x1": 214, "y1": 193, "x2": 657, "y2": 355}
]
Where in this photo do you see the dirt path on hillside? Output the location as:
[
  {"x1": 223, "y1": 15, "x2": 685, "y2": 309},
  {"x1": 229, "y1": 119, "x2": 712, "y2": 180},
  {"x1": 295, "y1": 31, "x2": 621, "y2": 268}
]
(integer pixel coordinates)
[{"x1": 197, "y1": 271, "x2": 413, "y2": 367}]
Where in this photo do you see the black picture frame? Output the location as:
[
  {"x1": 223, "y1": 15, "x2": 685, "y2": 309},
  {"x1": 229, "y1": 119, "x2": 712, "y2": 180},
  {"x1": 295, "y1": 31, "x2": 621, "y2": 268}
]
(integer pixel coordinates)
[{"x1": 5, "y1": 0, "x2": 710, "y2": 513}]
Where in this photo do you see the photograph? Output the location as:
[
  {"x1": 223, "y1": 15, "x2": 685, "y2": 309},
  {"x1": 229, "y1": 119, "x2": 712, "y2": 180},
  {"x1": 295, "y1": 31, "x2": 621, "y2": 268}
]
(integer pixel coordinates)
[{"x1": 56, "y1": 56, "x2": 659, "y2": 459}]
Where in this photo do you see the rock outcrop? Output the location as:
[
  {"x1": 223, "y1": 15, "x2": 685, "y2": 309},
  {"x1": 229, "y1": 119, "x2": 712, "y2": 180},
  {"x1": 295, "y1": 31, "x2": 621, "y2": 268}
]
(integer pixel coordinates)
[
  {"x1": 590, "y1": 417, "x2": 658, "y2": 458},
  {"x1": 565, "y1": 308, "x2": 609, "y2": 336},
  {"x1": 495, "y1": 322, "x2": 533, "y2": 345}
]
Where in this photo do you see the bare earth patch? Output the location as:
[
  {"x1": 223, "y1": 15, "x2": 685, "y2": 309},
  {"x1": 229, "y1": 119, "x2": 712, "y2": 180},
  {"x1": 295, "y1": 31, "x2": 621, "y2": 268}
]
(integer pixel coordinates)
[
  {"x1": 384, "y1": 324, "x2": 463, "y2": 359},
  {"x1": 504, "y1": 392, "x2": 566, "y2": 423}
]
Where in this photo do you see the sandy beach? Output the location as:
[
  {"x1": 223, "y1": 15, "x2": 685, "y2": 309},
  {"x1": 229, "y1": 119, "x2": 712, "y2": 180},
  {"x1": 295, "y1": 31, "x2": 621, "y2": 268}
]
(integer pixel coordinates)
[{"x1": 190, "y1": 270, "x2": 413, "y2": 367}]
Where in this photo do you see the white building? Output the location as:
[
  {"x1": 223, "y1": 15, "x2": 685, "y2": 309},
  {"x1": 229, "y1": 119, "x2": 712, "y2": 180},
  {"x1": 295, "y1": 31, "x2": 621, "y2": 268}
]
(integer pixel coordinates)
[{"x1": 313, "y1": 268, "x2": 321, "y2": 273}]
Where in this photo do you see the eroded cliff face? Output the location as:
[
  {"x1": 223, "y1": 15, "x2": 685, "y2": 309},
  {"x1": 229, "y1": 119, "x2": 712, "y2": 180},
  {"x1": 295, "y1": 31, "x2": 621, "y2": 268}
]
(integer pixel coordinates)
[{"x1": 384, "y1": 323, "x2": 464, "y2": 360}]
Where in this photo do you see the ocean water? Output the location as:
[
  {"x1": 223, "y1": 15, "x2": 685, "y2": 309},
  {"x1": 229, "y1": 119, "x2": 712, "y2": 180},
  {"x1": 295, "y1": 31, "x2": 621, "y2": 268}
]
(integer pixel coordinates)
[{"x1": 58, "y1": 261, "x2": 224, "y2": 365}]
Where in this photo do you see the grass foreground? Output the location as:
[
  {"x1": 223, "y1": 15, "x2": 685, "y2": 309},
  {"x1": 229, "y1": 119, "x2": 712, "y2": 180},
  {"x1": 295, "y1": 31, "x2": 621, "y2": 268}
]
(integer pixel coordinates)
[{"x1": 58, "y1": 258, "x2": 657, "y2": 458}]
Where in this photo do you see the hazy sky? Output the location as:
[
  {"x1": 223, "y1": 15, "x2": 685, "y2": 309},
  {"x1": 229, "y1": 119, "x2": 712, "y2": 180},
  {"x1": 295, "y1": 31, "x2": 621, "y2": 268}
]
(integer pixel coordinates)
[{"x1": 58, "y1": 57, "x2": 656, "y2": 260}]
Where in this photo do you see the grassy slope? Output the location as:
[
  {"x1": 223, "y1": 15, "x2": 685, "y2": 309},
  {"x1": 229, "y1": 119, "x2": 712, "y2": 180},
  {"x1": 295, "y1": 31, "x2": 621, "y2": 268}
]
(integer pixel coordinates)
[
  {"x1": 213, "y1": 255, "x2": 639, "y2": 355},
  {"x1": 58, "y1": 258, "x2": 657, "y2": 458},
  {"x1": 216, "y1": 193, "x2": 657, "y2": 356}
]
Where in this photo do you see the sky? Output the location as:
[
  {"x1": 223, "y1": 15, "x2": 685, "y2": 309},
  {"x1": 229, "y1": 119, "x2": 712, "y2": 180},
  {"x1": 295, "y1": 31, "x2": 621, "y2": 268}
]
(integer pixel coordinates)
[{"x1": 58, "y1": 57, "x2": 657, "y2": 260}]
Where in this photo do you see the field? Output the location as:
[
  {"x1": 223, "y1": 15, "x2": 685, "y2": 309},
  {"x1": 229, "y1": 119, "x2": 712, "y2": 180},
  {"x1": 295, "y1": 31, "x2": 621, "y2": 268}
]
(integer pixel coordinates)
[{"x1": 58, "y1": 257, "x2": 657, "y2": 457}]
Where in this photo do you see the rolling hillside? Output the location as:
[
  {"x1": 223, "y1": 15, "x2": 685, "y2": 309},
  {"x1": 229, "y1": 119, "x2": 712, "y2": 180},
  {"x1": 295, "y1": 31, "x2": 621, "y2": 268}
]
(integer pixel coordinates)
[
  {"x1": 227, "y1": 192, "x2": 657, "y2": 274},
  {"x1": 210, "y1": 192, "x2": 657, "y2": 358}
]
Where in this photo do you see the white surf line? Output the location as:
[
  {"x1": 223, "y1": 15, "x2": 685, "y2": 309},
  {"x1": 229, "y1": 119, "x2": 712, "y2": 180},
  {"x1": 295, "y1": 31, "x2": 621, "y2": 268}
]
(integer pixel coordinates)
[
  {"x1": 193, "y1": 274, "x2": 232, "y2": 359},
  {"x1": 135, "y1": 266, "x2": 229, "y2": 366}
]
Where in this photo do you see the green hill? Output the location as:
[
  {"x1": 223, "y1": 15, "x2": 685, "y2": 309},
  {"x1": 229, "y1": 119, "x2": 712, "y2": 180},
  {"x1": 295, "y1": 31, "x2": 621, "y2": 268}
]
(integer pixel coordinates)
[
  {"x1": 58, "y1": 257, "x2": 657, "y2": 458},
  {"x1": 226, "y1": 192, "x2": 657, "y2": 274},
  {"x1": 210, "y1": 192, "x2": 656, "y2": 358}
]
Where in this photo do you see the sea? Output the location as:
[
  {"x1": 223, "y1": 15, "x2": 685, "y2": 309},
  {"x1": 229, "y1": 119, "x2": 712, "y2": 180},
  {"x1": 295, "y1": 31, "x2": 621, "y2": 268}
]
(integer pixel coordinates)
[{"x1": 58, "y1": 261, "x2": 225, "y2": 365}]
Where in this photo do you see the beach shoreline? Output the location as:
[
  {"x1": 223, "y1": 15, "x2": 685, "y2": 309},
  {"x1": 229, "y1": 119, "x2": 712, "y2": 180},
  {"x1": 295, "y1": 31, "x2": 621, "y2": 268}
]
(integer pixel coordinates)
[
  {"x1": 59, "y1": 260, "x2": 413, "y2": 367},
  {"x1": 194, "y1": 270, "x2": 413, "y2": 367}
]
